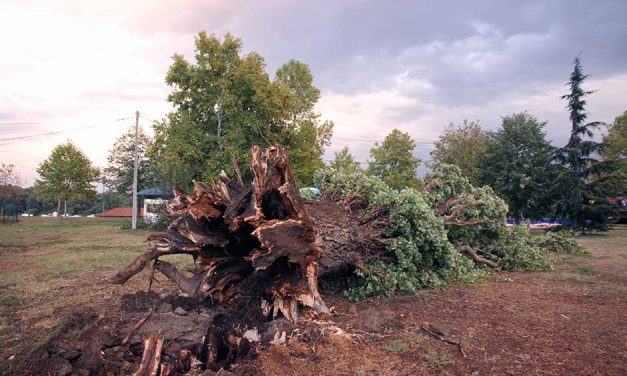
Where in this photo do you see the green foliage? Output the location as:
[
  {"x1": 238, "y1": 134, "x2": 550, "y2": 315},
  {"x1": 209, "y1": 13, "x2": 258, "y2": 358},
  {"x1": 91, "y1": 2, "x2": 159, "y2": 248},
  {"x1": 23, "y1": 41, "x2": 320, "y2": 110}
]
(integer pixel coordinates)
[
  {"x1": 104, "y1": 126, "x2": 158, "y2": 194},
  {"x1": 424, "y1": 164, "x2": 509, "y2": 247},
  {"x1": 552, "y1": 57, "x2": 611, "y2": 231},
  {"x1": 533, "y1": 231, "x2": 588, "y2": 255},
  {"x1": 0, "y1": 163, "x2": 22, "y2": 217},
  {"x1": 330, "y1": 146, "x2": 362, "y2": 175},
  {"x1": 601, "y1": 110, "x2": 627, "y2": 196},
  {"x1": 367, "y1": 129, "x2": 421, "y2": 190},
  {"x1": 34, "y1": 142, "x2": 100, "y2": 205},
  {"x1": 431, "y1": 120, "x2": 486, "y2": 185},
  {"x1": 316, "y1": 163, "x2": 554, "y2": 299},
  {"x1": 316, "y1": 168, "x2": 450, "y2": 299},
  {"x1": 478, "y1": 112, "x2": 553, "y2": 221},
  {"x1": 604, "y1": 111, "x2": 627, "y2": 161},
  {"x1": 275, "y1": 59, "x2": 334, "y2": 185},
  {"x1": 149, "y1": 33, "x2": 332, "y2": 187},
  {"x1": 487, "y1": 226, "x2": 554, "y2": 271}
]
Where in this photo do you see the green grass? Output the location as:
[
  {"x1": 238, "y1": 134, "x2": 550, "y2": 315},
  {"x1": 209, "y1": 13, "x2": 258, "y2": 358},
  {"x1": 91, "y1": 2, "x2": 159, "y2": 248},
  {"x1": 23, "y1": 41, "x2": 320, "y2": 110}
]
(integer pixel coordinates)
[
  {"x1": 0, "y1": 217, "x2": 193, "y2": 369},
  {"x1": 577, "y1": 266, "x2": 599, "y2": 276},
  {"x1": 384, "y1": 340, "x2": 410, "y2": 353}
]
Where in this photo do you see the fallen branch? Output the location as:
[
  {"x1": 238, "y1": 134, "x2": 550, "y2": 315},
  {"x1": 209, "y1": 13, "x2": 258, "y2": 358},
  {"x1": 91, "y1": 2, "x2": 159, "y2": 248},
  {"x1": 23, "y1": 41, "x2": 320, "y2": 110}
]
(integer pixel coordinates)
[
  {"x1": 459, "y1": 245, "x2": 498, "y2": 267},
  {"x1": 420, "y1": 322, "x2": 467, "y2": 358},
  {"x1": 122, "y1": 308, "x2": 154, "y2": 346}
]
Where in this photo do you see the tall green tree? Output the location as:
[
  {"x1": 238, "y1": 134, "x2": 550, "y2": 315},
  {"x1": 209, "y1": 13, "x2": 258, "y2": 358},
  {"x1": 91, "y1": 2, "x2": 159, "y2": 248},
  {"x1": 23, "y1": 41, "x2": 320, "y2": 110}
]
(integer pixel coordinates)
[
  {"x1": 275, "y1": 60, "x2": 333, "y2": 184},
  {"x1": 34, "y1": 142, "x2": 100, "y2": 215},
  {"x1": 601, "y1": 110, "x2": 627, "y2": 196},
  {"x1": 552, "y1": 57, "x2": 610, "y2": 231},
  {"x1": 330, "y1": 146, "x2": 362, "y2": 174},
  {"x1": 152, "y1": 32, "x2": 289, "y2": 185},
  {"x1": 431, "y1": 120, "x2": 486, "y2": 185},
  {"x1": 150, "y1": 33, "x2": 333, "y2": 187},
  {"x1": 368, "y1": 129, "x2": 421, "y2": 190},
  {"x1": 478, "y1": 112, "x2": 553, "y2": 221},
  {"x1": 104, "y1": 126, "x2": 156, "y2": 194}
]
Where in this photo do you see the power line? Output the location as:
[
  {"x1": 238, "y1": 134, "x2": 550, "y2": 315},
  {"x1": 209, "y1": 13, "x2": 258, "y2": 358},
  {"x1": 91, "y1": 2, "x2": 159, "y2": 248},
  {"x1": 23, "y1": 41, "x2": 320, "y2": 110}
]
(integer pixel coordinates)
[
  {"x1": 0, "y1": 116, "x2": 133, "y2": 145},
  {"x1": 0, "y1": 122, "x2": 59, "y2": 127},
  {"x1": 333, "y1": 136, "x2": 435, "y2": 144}
]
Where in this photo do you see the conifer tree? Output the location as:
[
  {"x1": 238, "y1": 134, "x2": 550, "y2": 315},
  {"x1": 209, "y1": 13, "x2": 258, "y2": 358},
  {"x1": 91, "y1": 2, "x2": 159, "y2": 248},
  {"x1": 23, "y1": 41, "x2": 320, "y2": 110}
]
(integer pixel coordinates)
[{"x1": 552, "y1": 57, "x2": 610, "y2": 231}]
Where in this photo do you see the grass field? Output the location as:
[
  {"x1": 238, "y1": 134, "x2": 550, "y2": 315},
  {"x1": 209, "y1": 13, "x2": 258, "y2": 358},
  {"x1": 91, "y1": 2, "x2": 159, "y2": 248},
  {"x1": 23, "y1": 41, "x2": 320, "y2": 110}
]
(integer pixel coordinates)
[
  {"x1": 0, "y1": 217, "x2": 190, "y2": 373},
  {"x1": 0, "y1": 218, "x2": 625, "y2": 375}
]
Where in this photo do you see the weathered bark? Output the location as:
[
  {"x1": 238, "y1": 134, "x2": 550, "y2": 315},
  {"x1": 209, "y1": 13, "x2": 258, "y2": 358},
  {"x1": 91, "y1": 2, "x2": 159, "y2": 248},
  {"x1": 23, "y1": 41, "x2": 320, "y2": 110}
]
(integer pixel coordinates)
[
  {"x1": 112, "y1": 146, "x2": 345, "y2": 370},
  {"x1": 112, "y1": 144, "x2": 508, "y2": 372},
  {"x1": 131, "y1": 333, "x2": 164, "y2": 376}
]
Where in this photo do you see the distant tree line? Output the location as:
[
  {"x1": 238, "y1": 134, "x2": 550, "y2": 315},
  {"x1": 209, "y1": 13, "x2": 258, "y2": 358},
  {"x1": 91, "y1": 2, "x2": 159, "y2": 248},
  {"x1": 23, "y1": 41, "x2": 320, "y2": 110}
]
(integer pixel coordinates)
[{"x1": 2, "y1": 34, "x2": 624, "y2": 233}]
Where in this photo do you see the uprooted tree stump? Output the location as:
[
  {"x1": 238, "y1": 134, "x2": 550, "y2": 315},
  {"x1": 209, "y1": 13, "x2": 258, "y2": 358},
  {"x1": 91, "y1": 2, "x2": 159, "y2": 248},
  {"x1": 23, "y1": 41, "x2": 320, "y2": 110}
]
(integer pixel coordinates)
[
  {"x1": 109, "y1": 145, "x2": 358, "y2": 371},
  {"x1": 109, "y1": 145, "x2": 502, "y2": 373}
]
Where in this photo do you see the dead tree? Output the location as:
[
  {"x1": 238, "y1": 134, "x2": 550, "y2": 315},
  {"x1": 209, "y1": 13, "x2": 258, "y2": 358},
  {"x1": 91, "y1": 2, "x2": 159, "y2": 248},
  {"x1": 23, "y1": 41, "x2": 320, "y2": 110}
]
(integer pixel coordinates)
[
  {"x1": 110, "y1": 145, "x2": 500, "y2": 371},
  {"x1": 110, "y1": 145, "x2": 338, "y2": 369}
]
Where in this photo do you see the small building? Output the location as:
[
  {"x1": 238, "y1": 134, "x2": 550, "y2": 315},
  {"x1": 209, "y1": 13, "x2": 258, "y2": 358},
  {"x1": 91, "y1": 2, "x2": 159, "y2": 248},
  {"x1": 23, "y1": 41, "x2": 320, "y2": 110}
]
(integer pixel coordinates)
[
  {"x1": 138, "y1": 188, "x2": 173, "y2": 223},
  {"x1": 97, "y1": 207, "x2": 145, "y2": 218}
]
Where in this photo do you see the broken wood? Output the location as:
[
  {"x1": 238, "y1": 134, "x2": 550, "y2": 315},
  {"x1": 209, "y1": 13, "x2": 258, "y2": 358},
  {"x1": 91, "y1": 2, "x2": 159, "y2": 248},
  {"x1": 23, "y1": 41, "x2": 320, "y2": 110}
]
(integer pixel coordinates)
[
  {"x1": 122, "y1": 308, "x2": 154, "y2": 346},
  {"x1": 110, "y1": 144, "x2": 500, "y2": 371},
  {"x1": 420, "y1": 322, "x2": 467, "y2": 358},
  {"x1": 131, "y1": 332, "x2": 164, "y2": 376},
  {"x1": 460, "y1": 245, "x2": 499, "y2": 268},
  {"x1": 112, "y1": 145, "x2": 337, "y2": 370}
]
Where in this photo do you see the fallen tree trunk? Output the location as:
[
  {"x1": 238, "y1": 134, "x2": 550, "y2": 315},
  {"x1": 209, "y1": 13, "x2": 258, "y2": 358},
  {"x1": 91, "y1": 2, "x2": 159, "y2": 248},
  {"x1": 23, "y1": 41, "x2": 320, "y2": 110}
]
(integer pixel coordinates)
[
  {"x1": 110, "y1": 145, "x2": 503, "y2": 371},
  {"x1": 110, "y1": 145, "x2": 352, "y2": 370}
]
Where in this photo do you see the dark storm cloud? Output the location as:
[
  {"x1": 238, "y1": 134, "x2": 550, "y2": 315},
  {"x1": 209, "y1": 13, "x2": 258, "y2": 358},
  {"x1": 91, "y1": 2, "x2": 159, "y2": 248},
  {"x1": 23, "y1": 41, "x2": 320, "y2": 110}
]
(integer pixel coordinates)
[{"x1": 171, "y1": 0, "x2": 627, "y2": 107}]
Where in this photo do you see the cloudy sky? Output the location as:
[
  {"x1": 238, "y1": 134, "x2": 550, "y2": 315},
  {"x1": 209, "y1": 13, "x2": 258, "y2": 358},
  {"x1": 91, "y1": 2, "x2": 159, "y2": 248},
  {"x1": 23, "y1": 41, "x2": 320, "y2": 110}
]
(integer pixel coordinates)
[{"x1": 1, "y1": 0, "x2": 626, "y2": 185}]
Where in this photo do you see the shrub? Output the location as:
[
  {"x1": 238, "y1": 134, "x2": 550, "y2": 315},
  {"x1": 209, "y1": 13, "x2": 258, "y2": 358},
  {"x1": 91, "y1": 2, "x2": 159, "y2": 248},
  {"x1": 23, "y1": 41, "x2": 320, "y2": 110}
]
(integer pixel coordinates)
[{"x1": 533, "y1": 231, "x2": 588, "y2": 255}]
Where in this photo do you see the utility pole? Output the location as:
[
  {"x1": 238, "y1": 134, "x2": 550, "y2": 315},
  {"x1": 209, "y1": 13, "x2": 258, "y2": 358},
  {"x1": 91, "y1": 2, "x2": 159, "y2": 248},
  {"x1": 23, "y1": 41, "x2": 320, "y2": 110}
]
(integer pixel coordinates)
[
  {"x1": 102, "y1": 178, "x2": 106, "y2": 214},
  {"x1": 131, "y1": 110, "x2": 140, "y2": 229},
  {"x1": 215, "y1": 103, "x2": 223, "y2": 151}
]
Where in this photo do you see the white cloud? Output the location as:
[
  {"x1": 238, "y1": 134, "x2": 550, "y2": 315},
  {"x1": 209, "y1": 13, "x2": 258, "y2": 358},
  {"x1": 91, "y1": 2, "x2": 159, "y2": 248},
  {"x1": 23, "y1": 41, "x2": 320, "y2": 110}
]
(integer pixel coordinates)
[
  {"x1": 320, "y1": 74, "x2": 627, "y2": 169},
  {"x1": 0, "y1": 0, "x2": 624, "y2": 186}
]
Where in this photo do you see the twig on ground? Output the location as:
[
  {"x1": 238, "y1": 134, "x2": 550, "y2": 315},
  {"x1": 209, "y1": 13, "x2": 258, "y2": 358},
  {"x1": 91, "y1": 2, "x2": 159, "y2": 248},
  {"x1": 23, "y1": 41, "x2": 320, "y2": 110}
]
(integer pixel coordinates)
[
  {"x1": 420, "y1": 321, "x2": 467, "y2": 358},
  {"x1": 122, "y1": 308, "x2": 155, "y2": 346}
]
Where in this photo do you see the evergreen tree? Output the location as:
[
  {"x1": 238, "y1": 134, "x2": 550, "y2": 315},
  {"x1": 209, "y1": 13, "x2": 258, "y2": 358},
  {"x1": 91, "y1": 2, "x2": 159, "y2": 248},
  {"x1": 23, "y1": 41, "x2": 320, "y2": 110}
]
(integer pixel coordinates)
[{"x1": 552, "y1": 57, "x2": 610, "y2": 231}]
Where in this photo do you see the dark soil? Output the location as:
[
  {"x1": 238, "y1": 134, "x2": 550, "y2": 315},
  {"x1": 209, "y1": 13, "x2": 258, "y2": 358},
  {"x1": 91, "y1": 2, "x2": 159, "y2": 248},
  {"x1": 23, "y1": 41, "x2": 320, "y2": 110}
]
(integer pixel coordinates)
[{"x1": 5, "y1": 229, "x2": 626, "y2": 375}]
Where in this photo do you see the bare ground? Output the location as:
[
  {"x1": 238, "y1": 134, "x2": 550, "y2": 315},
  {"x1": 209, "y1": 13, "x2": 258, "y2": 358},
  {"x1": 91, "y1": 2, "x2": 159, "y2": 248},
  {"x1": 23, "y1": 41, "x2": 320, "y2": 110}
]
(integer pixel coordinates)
[{"x1": 0, "y1": 219, "x2": 625, "y2": 375}]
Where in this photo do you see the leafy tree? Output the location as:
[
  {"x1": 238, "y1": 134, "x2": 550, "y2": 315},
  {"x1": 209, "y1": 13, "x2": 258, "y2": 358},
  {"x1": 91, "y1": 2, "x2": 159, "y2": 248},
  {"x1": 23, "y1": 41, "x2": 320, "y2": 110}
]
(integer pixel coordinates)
[
  {"x1": 0, "y1": 163, "x2": 22, "y2": 217},
  {"x1": 367, "y1": 129, "x2": 421, "y2": 190},
  {"x1": 601, "y1": 110, "x2": 627, "y2": 196},
  {"x1": 552, "y1": 57, "x2": 610, "y2": 231},
  {"x1": 275, "y1": 60, "x2": 333, "y2": 184},
  {"x1": 151, "y1": 32, "x2": 290, "y2": 185},
  {"x1": 330, "y1": 146, "x2": 362, "y2": 174},
  {"x1": 478, "y1": 112, "x2": 553, "y2": 221},
  {"x1": 431, "y1": 120, "x2": 486, "y2": 185},
  {"x1": 34, "y1": 142, "x2": 100, "y2": 215},
  {"x1": 151, "y1": 34, "x2": 333, "y2": 188},
  {"x1": 104, "y1": 126, "x2": 157, "y2": 194}
]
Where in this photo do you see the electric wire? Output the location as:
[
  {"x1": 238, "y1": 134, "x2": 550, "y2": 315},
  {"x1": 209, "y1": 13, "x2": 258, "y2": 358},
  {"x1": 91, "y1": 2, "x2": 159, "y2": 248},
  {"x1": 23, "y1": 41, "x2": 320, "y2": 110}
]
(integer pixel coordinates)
[{"x1": 0, "y1": 116, "x2": 134, "y2": 145}]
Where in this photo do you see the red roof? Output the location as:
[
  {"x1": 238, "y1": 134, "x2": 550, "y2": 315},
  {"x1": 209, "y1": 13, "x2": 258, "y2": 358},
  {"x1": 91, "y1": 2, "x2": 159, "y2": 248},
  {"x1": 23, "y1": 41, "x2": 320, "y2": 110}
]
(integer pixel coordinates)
[{"x1": 96, "y1": 207, "x2": 144, "y2": 217}]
